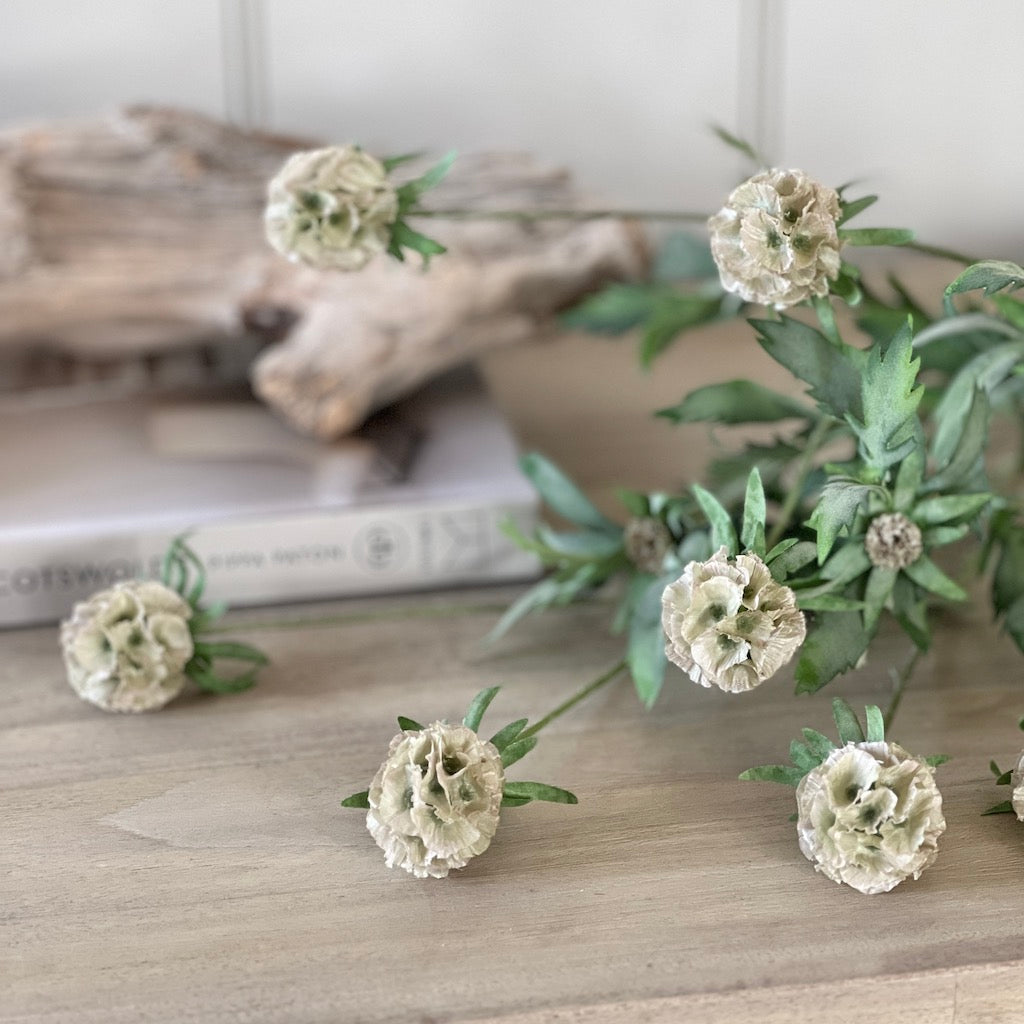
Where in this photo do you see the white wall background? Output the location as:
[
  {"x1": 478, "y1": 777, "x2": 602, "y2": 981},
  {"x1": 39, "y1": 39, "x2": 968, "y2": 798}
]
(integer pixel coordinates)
[{"x1": 1, "y1": 0, "x2": 1022, "y2": 254}]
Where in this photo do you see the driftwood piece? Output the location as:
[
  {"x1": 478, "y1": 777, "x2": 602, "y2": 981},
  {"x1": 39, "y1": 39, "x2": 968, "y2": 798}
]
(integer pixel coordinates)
[{"x1": 0, "y1": 107, "x2": 645, "y2": 437}]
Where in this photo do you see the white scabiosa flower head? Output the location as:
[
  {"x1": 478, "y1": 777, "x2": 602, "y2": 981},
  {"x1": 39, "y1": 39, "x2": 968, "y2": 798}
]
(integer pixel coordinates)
[
  {"x1": 661, "y1": 547, "x2": 806, "y2": 693},
  {"x1": 708, "y1": 168, "x2": 842, "y2": 308},
  {"x1": 1011, "y1": 751, "x2": 1024, "y2": 821},
  {"x1": 264, "y1": 145, "x2": 399, "y2": 271},
  {"x1": 367, "y1": 721, "x2": 505, "y2": 878},
  {"x1": 796, "y1": 741, "x2": 945, "y2": 894},
  {"x1": 865, "y1": 512, "x2": 924, "y2": 570},
  {"x1": 60, "y1": 581, "x2": 194, "y2": 713}
]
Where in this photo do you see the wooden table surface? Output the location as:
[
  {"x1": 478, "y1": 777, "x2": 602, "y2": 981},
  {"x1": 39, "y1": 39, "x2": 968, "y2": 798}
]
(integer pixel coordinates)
[
  {"x1": 8, "y1": 285, "x2": 1024, "y2": 1023},
  {"x1": 5, "y1": 584, "x2": 1024, "y2": 1023}
]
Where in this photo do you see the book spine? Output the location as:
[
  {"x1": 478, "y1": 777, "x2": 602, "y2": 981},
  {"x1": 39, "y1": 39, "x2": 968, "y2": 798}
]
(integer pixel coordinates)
[{"x1": 0, "y1": 498, "x2": 540, "y2": 627}]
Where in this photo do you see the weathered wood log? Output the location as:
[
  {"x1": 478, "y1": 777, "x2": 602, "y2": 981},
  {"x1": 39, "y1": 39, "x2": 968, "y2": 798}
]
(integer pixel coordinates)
[{"x1": 0, "y1": 107, "x2": 645, "y2": 437}]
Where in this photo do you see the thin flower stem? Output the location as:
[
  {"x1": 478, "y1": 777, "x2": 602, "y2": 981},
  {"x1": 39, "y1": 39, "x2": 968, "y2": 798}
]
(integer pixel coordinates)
[
  {"x1": 813, "y1": 295, "x2": 841, "y2": 345},
  {"x1": 883, "y1": 645, "x2": 923, "y2": 733},
  {"x1": 900, "y1": 240, "x2": 979, "y2": 266},
  {"x1": 412, "y1": 208, "x2": 709, "y2": 223},
  {"x1": 518, "y1": 658, "x2": 628, "y2": 741},
  {"x1": 765, "y1": 417, "x2": 833, "y2": 551}
]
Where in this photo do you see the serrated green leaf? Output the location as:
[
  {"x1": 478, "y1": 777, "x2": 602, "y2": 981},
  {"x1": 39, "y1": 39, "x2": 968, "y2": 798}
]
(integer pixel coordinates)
[
  {"x1": 845, "y1": 322, "x2": 923, "y2": 470},
  {"x1": 490, "y1": 718, "x2": 528, "y2": 751},
  {"x1": 808, "y1": 481, "x2": 875, "y2": 563},
  {"x1": 911, "y1": 493, "x2": 991, "y2": 526},
  {"x1": 561, "y1": 283, "x2": 665, "y2": 334},
  {"x1": 627, "y1": 576, "x2": 669, "y2": 708},
  {"x1": 501, "y1": 735, "x2": 538, "y2": 768},
  {"x1": 463, "y1": 687, "x2": 501, "y2": 732},
  {"x1": 863, "y1": 565, "x2": 898, "y2": 632},
  {"x1": 832, "y1": 699, "x2": 865, "y2": 744},
  {"x1": 864, "y1": 705, "x2": 885, "y2": 743},
  {"x1": 839, "y1": 227, "x2": 915, "y2": 246},
  {"x1": 789, "y1": 739, "x2": 820, "y2": 772},
  {"x1": 656, "y1": 380, "x2": 812, "y2": 425},
  {"x1": 738, "y1": 764, "x2": 807, "y2": 787},
  {"x1": 503, "y1": 781, "x2": 578, "y2": 804},
  {"x1": 801, "y1": 728, "x2": 836, "y2": 760},
  {"x1": 397, "y1": 716, "x2": 424, "y2": 732},
  {"x1": 944, "y1": 259, "x2": 1024, "y2": 315},
  {"x1": 794, "y1": 611, "x2": 873, "y2": 693},
  {"x1": 341, "y1": 790, "x2": 370, "y2": 809},
  {"x1": 653, "y1": 232, "x2": 718, "y2": 281},
  {"x1": 741, "y1": 467, "x2": 767, "y2": 556},
  {"x1": 692, "y1": 483, "x2": 738, "y2": 555},
  {"x1": 752, "y1": 316, "x2": 866, "y2": 421},
  {"x1": 519, "y1": 453, "x2": 619, "y2": 532},
  {"x1": 902, "y1": 555, "x2": 967, "y2": 602},
  {"x1": 982, "y1": 800, "x2": 1016, "y2": 816}
]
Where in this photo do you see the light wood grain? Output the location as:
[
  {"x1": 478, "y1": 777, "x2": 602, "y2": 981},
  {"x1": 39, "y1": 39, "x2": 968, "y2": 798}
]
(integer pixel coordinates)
[{"x1": 5, "y1": 583, "x2": 1024, "y2": 1023}]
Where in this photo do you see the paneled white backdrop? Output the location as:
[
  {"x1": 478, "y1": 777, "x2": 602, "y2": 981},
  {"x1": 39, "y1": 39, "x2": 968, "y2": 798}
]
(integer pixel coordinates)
[{"x1": 1, "y1": 0, "x2": 1022, "y2": 253}]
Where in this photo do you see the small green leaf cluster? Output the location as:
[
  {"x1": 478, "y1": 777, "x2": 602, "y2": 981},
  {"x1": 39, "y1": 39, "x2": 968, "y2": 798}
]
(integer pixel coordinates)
[
  {"x1": 383, "y1": 151, "x2": 455, "y2": 266},
  {"x1": 740, "y1": 698, "x2": 948, "y2": 788},
  {"x1": 160, "y1": 537, "x2": 268, "y2": 695},
  {"x1": 341, "y1": 686, "x2": 577, "y2": 810}
]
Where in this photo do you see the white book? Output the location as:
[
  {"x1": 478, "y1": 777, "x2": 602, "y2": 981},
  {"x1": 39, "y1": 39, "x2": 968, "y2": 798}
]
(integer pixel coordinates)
[{"x1": 0, "y1": 371, "x2": 539, "y2": 626}]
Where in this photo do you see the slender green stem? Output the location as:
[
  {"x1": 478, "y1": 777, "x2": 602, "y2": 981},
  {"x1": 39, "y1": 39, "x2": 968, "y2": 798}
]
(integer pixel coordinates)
[
  {"x1": 412, "y1": 207, "x2": 708, "y2": 223},
  {"x1": 883, "y1": 645, "x2": 923, "y2": 733},
  {"x1": 765, "y1": 417, "x2": 833, "y2": 550},
  {"x1": 518, "y1": 659, "x2": 627, "y2": 740},
  {"x1": 900, "y1": 240, "x2": 978, "y2": 266},
  {"x1": 812, "y1": 294, "x2": 841, "y2": 345}
]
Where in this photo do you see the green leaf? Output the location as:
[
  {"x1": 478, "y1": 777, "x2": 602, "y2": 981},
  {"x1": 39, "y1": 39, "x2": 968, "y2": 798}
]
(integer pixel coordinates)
[
  {"x1": 832, "y1": 698, "x2": 865, "y2": 744},
  {"x1": 891, "y1": 574, "x2": 931, "y2": 651},
  {"x1": 561, "y1": 283, "x2": 664, "y2": 335},
  {"x1": 902, "y1": 555, "x2": 967, "y2": 602},
  {"x1": 519, "y1": 453, "x2": 618, "y2": 532},
  {"x1": 838, "y1": 227, "x2": 915, "y2": 246},
  {"x1": 463, "y1": 686, "x2": 501, "y2": 732},
  {"x1": 795, "y1": 594, "x2": 866, "y2": 612},
  {"x1": 926, "y1": 755, "x2": 951, "y2": 768},
  {"x1": 994, "y1": 527, "x2": 1024, "y2": 616},
  {"x1": 627, "y1": 576, "x2": 670, "y2": 708},
  {"x1": 838, "y1": 194, "x2": 878, "y2": 224},
  {"x1": 808, "y1": 481, "x2": 874, "y2": 563},
  {"x1": 501, "y1": 735, "x2": 539, "y2": 769},
  {"x1": 501, "y1": 794, "x2": 533, "y2": 808},
  {"x1": 996, "y1": 769, "x2": 1013, "y2": 785},
  {"x1": 709, "y1": 124, "x2": 763, "y2": 163},
  {"x1": 921, "y1": 388, "x2": 990, "y2": 493},
  {"x1": 340, "y1": 790, "x2": 370, "y2": 809},
  {"x1": 990, "y1": 759, "x2": 1003, "y2": 777},
  {"x1": 752, "y1": 316, "x2": 866, "y2": 421},
  {"x1": 616, "y1": 488, "x2": 650, "y2": 517},
  {"x1": 533, "y1": 526, "x2": 623, "y2": 562},
  {"x1": 740, "y1": 467, "x2": 767, "y2": 556},
  {"x1": 864, "y1": 705, "x2": 885, "y2": 743},
  {"x1": 845, "y1": 322, "x2": 923, "y2": 470},
  {"x1": 738, "y1": 764, "x2": 807, "y2": 787},
  {"x1": 944, "y1": 260, "x2": 1024, "y2": 315},
  {"x1": 893, "y1": 448, "x2": 925, "y2": 512},
  {"x1": 923, "y1": 524, "x2": 970, "y2": 547},
  {"x1": 192, "y1": 641, "x2": 269, "y2": 665},
  {"x1": 639, "y1": 295, "x2": 723, "y2": 367},
  {"x1": 1003, "y1": 595, "x2": 1024, "y2": 655},
  {"x1": 389, "y1": 220, "x2": 447, "y2": 266},
  {"x1": 397, "y1": 716, "x2": 424, "y2": 732},
  {"x1": 486, "y1": 567, "x2": 600, "y2": 641},
  {"x1": 982, "y1": 800, "x2": 1016, "y2": 816},
  {"x1": 489, "y1": 718, "x2": 528, "y2": 751},
  {"x1": 381, "y1": 152, "x2": 424, "y2": 172},
  {"x1": 801, "y1": 728, "x2": 836, "y2": 760},
  {"x1": 399, "y1": 150, "x2": 456, "y2": 205},
  {"x1": 653, "y1": 232, "x2": 718, "y2": 281},
  {"x1": 503, "y1": 781, "x2": 578, "y2": 805},
  {"x1": 692, "y1": 484, "x2": 738, "y2": 555},
  {"x1": 657, "y1": 380, "x2": 812, "y2": 425},
  {"x1": 767, "y1": 540, "x2": 817, "y2": 581},
  {"x1": 187, "y1": 663, "x2": 260, "y2": 694},
  {"x1": 794, "y1": 611, "x2": 873, "y2": 694},
  {"x1": 862, "y1": 565, "x2": 898, "y2": 632},
  {"x1": 789, "y1": 739, "x2": 821, "y2": 772},
  {"x1": 911, "y1": 493, "x2": 991, "y2": 526}
]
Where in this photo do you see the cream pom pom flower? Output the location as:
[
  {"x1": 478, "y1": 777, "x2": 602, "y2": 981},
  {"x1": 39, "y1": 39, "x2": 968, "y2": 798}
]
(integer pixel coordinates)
[
  {"x1": 264, "y1": 145, "x2": 399, "y2": 271},
  {"x1": 366, "y1": 721, "x2": 505, "y2": 879},
  {"x1": 796, "y1": 740, "x2": 945, "y2": 894},
  {"x1": 1010, "y1": 752, "x2": 1024, "y2": 821},
  {"x1": 661, "y1": 546, "x2": 806, "y2": 693},
  {"x1": 60, "y1": 580, "x2": 194, "y2": 713},
  {"x1": 708, "y1": 168, "x2": 842, "y2": 308}
]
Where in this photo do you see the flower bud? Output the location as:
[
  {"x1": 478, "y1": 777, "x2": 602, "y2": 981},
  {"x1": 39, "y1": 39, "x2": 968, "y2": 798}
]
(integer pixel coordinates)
[
  {"x1": 623, "y1": 517, "x2": 671, "y2": 574},
  {"x1": 865, "y1": 512, "x2": 923, "y2": 570}
]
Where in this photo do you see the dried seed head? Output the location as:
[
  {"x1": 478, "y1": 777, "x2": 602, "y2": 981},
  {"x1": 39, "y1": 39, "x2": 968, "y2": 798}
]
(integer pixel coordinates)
[
  {"x1": 623, "y1": 517, "x2": 672, "y2": 574},
  {"x1": 865, "y1": 513, "x2": 923, "y2": 570}
]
